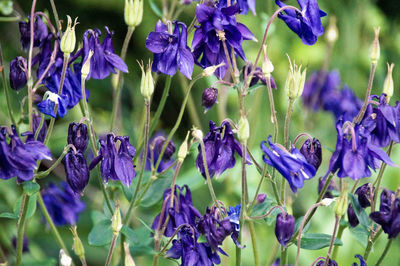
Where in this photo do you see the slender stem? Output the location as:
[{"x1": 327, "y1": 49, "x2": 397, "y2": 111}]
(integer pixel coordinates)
[
  {"x1": 331, "y1": 223, "x2": 345, "y2": 260},
  {"x1": 376, "y1": 239, "x2": 393, "y2": 266},
  {"x1": 0, "y1": 11, "x2": 21, "y2": 22},
  {"x1": 49, "y1": 0, "x2": 61, "y2": 33},
  {"x1": 166, "y1": 0, "x2": 178, "y2": 20},
  {"x1": 16, "y1": 193, "x2": 29, "y2": 266},
  {"x1": 124, "y1": 99, "x2": 151, "y2": 225},
  {"x1": 280, "y1": 246, "x2": 287, "y2": 266},
  {"x1": 178, "y1": 74, "x2": 202, "y2": 129},
  {"x1": 248, "y1": 221, "x2": 260, "y2": 266},
  {"x1": 248, "y1": 164, "x2": 267, "y2": 214},
  {"x1": 105, "y1": 234, "x2": 118, "y2": 266},
  {"x1": 364, "y1": 228, "x2": 383, "y2": 260},
  {"x1": 284, "y1": 99, "x2": 294, "y2": 149},
  {"x1": 324, "y1": 216, "x2": 340, "y2": 266},
  {"x1": 0, "y1": 44, "x2": 17, "y2": 125},
  {"x1": 221, "y1": 39, "x2": 238, "y2": 84},
  {"x1": 34, "y1": 113, "x2": 45, "y2": 140},
  {"x1": 35, "y1": 146, "x2": 71, "y2": 179},
  {"x1": 354, "y1": 63, "x2": 377, "y2": 124},
  {"x1": 236, "y1": 142, "x2": 247, "y2": 266},
  {"x1": 266, "y1": 75, "x2": 279, "y2": 143},
  {"x1": 37, "y1": 193, "x2": 68, "y2": 253},
  {"x1": 27, "y1": 0, "x2": 37, "y2": 131}
]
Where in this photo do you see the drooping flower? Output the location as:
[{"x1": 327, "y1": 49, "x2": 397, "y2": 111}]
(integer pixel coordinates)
[
  {"x1": 19, "y1": 16, "x2": 49, "y2": 50},
  {"x1": 274, "y1": 212, "x2": 295, "y2": 247},
  {"x1": 202, "y1": 87, "x2": 218, "y2": 113},
  {"x1": 146, "y1": 20, "x2": 194, "y2": 79},
  {"x1": 65, "y1": 151, "x2": 89, "y2": 195},
  {"x1": 81, "y1": 27, "x2": 128, "y2": 80},
  {"x1": 355, "y1": 183, "x2": 374, "y2": 208},
  {"x1": 347, "y1": 204, "x2": 359, "y2": 227},
  {"x1": 67, "y1": 122, "x2": 89, "y2": 153},
  {"x1": 218, "y1": 0, "x2": 256, "y2": 15},
  {"x1": 275, "y1": 0, "x2": 326, "y2": 45},
  {"x1": 89, "y1": 134, "x2": 136, "y2": 186},
  {"x1": 32, "y1": 114, "x2": 47, "y2": 143},
  {"x1": 42, "y1": 182, "x2": 85, "y2": 226},
  {"x1": 9, "y1": 56, "x2": 27, "y2": 91},
  {"x1": 0, "y1": 126, "x2": 51, "y2": 183},
  {"x1": 324, "y1": 86, "x2": 363, "y2": 122},
  {"x1": 227, "y1": 204, "x2": 243, "y2": 247},
  {"x1": 145, "y1": 134, "x2": 176, "y2": 173},
  {"x1": 315, "y1": 258, "x2": 338, "y2": 266},
  {"x1": 196, "y1": 121, "x2": 248, "y2": 179},
  {"x1": 317, "y1": 176, "x2": 337, "y2": 199},
  {"x1": 192, "y1": 2, "x2": 255, "y2": 78},
  {"x1": 37, "y1": 91, "x2": 68, "y2": 118},
  {"x1": 261, "y1": 136, "x2": 316, "y2": 193},
  {"x1": 352, "y1": 254, "x2": 367, "y2": 266},
  {"x1": 361, "y1": 94, "x2": 400, "y2": 148},
  {"x1": 299, "y1": 137, "x2": 322, "y2": 170},
  {"x1": 242, "y1": 64, "x2": 277, "y2": 88}
]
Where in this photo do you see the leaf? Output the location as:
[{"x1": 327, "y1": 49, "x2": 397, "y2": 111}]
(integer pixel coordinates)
[
  {"x1": 13, "y1": 193, "x2": 37, "y2": 219},
  {"x1": 103, "y1": 199, "x2": 115, "y2": 218},
  {"x1": 121, "y1": 226, "x2": 155, "y2": 256},
  {"x1": 88, "y1": 219, "x2": 113, "y2": 246},
  {"x1": 22, "y1": 182, "x2": 40, "y2": 196},
  {"x1": 296, "y1": 233, "x2": 343, "y2": 250},
  {"x1": 349, "y1": 225, "x2": 369, "y2": 248},
  {"x1": 149, "y1": 0, "x2": 162, "y2": 17},
  {"x1": 294, "y1": 216, "x2": 311, "y2": 234},
  {"x1": 247, "y1": 84, "x2": 264, "y2": 94},
  {"x1": 349, "y1": 193, "x2": 370, "y2": 228},
  {"x1": 91, "y1": 210, "x2": 108, "y2": 225},
  {"x1": 0, "y1": 212, "x2": 18, "y2": 219},
  {"x1": 140, "y1": 170, "x2": 173, "y2": 207}
]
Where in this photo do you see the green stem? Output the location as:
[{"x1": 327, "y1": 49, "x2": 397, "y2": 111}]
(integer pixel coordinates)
[
  {"x1": 280, "y1": 246, "x2": 287, "y2": 266},
  {"x1": 16, "y1": 193, "x2": 29, "y2": 266},
  {"x1": 34, "y1": 113, "x2": 45, "y2": 140},
  {"x1": 178, "y1": 74, "x2": 202, "y2": 129},
  {"x1": 35, "y1": 146, "x2": 71, "y2": 179},
  {"x1": 247, "y1": 164, "x2": 267, "y2": 214},
  {"x1": 49, "y1": 0, "x2": 61, "y2": 33},
  {"x1": 324, "y1": 216, "x2": 340, "y2": 266},
  {"x1": 0, "y1": 44, "x2": 17, "y2": 125},
  {"x1": 331, "y1": 223, "x2": 345, "y2": 260},
  {"x1": 248, "y1": 221, "x2": 260, "y2": 266},
  {"x1": 364, "y1": 228, "x2": 382, "y2": 260},
  {"x1": 27, "y1": 0, "x2": 37, "y2": 131},
  {"x1": 281, "y1": 99, "x2": 294, "y2": 205},
  {"x1": 105, "y1": 234, "x2": 118, "y2": 266},
  {"x1": 354, "y1": 63, "x2": 377, "y2": 124},
  {"x1": 375, "y1": 239, "x2": 393, "y2": 266}
]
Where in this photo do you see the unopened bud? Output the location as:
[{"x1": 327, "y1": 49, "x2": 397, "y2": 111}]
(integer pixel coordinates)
[
  {"x1": 81, "y1": 50, "x2": 94, "y2": 80},
  {"x1": 125, "y1": 0, "x2": 143, "y2": 28},
  {"x1": 202, "y1": 62, "x2": 225, "y2": 77},
  {"x1": 59, "y1": 249, "x2": 72, "y2": 266},
  {"x1": 70, "y1": 226, "x2": 85, "y2": 259},
  {"x1": 111, "y1": 205, "x2": 123, "y2": 235},
  {"x1": 139, "y1": 61, "x2": 154, "y2": 100},
  {"x1": 285, "y1": 56, "x2": 306, "y2": 100},
  {"x1": 383, "y1": 63, "x2": 394, "y2": 102},
  {"x1": 60, "y1": 16, "x2": 78, "y2": 55},
  {"x1": 124, "y1": 242, "x2": 136, "y2": 266},
  {"x1": 370, "y1": 27, "x2": 380, "y2": 64},
  {"x1": 111, "y1": 73, "x2": 119, "y2": 90},
  {"x1": 237, "y1": 116, "x2": 249, "y2": 143},
  {"x1": 320, "y1": 198, "x2": 335, "y2": 207},
  {"x1": 334, "y1": 190, "x2": 348, "y2": 217},
  {"x1": 178, "y1": 131, "x2": 190, "y2": 162},
  {"x1": 192, "y1": 127, "x2": 203, "y2": 141},
  {"x1": 325, "y1": 16, "x2": 338, "y2": 45},
  {"x1": 262, "y1": 45, "x2": 274, "y2": 77}
]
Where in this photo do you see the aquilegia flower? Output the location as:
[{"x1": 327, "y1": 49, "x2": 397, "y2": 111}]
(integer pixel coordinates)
[
  {"x1": 218, "y1": 0, "x2": 256, "y2": 15},
  {"x1": 202, "y1": 87, "x2": 218, "y2": 113},
  {"x1": 37, "y1": 91, "x2": 68, "y2": 118},
  {"x1": 145, "y1": 134, "x2": 176, "y2": 173},
  {"x1": 352, "y1": 254, "x2": 367, "y2": 266},
  {"x1": 318, "y1": 176, "x2": 337, "y2": 199},
  {"x1": 146, "y1": 20, "x2": 194, "y2": 79},
  {"x1": 324, "y1": 86, "x2": 363, "y2": 122},
  {"x1": 299, "y1": 137, "x2": 322, "y2": 170},
  {"x1": 196, "y1": 120, "x2": 248, "y2": 179},
  {"x1": 89, "y1": 134, "x2": 136, "y2": 186},
  {"x1": 65, "y1": 151, "x2": 89, "y2": 196},
  {"x1": 242, "y1": 64, "x2": 277, "y2": 88},
  {"x1": 275, "y1": 0, "x2": 326, "y2": 45},
  {"x1": 19, "y1": 15, "x2": 49, "y2": 50},
  {"x1": 42, "y1": 182, "x2": 85, "y2": 226},
  {"x1": 355, "y1": 183, "x2": 374, "y2": 208},
  {"x1": 227, "y1": 204, "x2": 242, "y2": 247},
  {"x1": 9, "y1": 56, "x2": 27, "y2": 91},
  {"x1": 261, "y1": 136, "x2": 316, "y2": 193},
  {"x1": 192, "y1": 2, "x2": 255, "y2": 78},
  {"x1": 0, "y1": 126, "x2": 51, "y2": 183},
  {"x1": 274, "y1": 212, "x2": 295, "y2": 247},
  {"x1": 67, "y1": 122, "x2": 89, "y2": 153},
  {"x1": 347, "y1": 204, "x2": 359, "y2": 227},
  {"x1": 315, "y1": 258, "x2": 338, "y2": 266}
]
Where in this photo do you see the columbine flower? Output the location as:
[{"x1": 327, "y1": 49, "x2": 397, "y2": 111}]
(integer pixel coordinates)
[
  {"x1": 9, "y1": 56, "x2": 27, "y2": 91},
  {"x1": 65, "y1": 151, "x2": 89, "y2": 195},
  {"x1": 32, "y1": 113, "x2": 47, "y2": 143},
  {"x1": 347, "y1": 204, "x2": 359, "y2": 227},
  {"x1": 318, "y1": 176, "x2": 337, "y2": 199},
  {"x1": 299, "y1": 137, "x2": 322, "y2": 170},
  {"x1": 242, "y1": 64, "x2": 277, "y2": 88},
  {"x1": 261, "y1": 136, "x2": 316, "y2": 193},
  {"x1": 0, "y1": 126, "x2": 51, "y2": 183},
  {"x1": 370, "y1": 189, "x2": 400, "y2": 239},
  {"x1": 227, "y1": 204, "x2": 243, "y2": 247},
  {"x1": 324, "y1": 86, "x2": 363, "y2": 122},
  {"x1": 202, "y1": 87, "x2": 218, "y2": 113},
  {"x1": 352, "y1": 254, "x2": 366, "y2": 266},
  {"x1": 67, "y1": 122, "x2": 89, "y2": 153},
  {"x1": 89, "y1": 134, "x2": 136, "y2": 186},
  {"x1": 81, "y1": 27, "x2": 128, "y2": 80},
  {"x1": 275, "y1": 0, "x2": 326, "y2": 45},
  {"x1": 145, "y1": 133, "x2": 176, "y2": 173},
  {"x1": 146, "y1": 20, "x2": 194, "y2": 79},
  {"x1": 19, "y1": 15, "x2": 49, "y2": 50},
  {"x1": 315, "y1": 258, "x2": 338, "y2": 266},
  {"x1": 274, "y1": 212, "x2": 295, "y2": 247},
  {"x1": 37, "y1": 91, "x2": 68, "y2": 118},
  {"x1": 361, "y1": 94, "x2": 400, "y2": 148},
  {"x1": 355, "y1": 183, "x2": 374, "y2": 208},
  {"x1": 217, "y1": 0, "x2": 256, "y2": 15},
  {"x1": 196, "y1": 121, "x2": 248, "y2": 179},
  {"x1": 42, "y1": 182, "x2": 85, "y2": 226},
  {"x1": 192, "y1": 2, "x2": 255, "y2": 78},
  {"x1": 256, "y1": 194, "x2": 266, "y2": 203},
  {"x1": 152, "y1": 185, "x2": 201, "y2": 237}
]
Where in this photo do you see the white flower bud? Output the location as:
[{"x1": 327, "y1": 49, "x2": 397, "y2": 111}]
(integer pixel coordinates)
[
  {"x1": 202, "y1": 62, "x2": 225, "y2": 77},
  {"x1": 262, "y1": 45, "x2": 274, "y2": 77},
  {"x1": 320, "y1": 198, "x2": 335, "y2": 207},
  {"x1": 124, "y1": 0, "x2": 143, "y2": 28},
  {"x1": 370, "y1": 27, "x2": 380, "y2": 64},
  {"x1": 383, "y1": 63, "x2": 394, "y2": 103},
  {"x1": 81, "y1": 50, "x2": 94, "y2": 80},
  {"x1": 192, "y1": 127, "x2": 203, "y2": 141},
  {"x1": 325, "y1": 16, "x2": 338, "y2": 45},
  {"x1": 139, "y1": 61, "x2": 154, "y2": 100},
  {"x1": 237, "y1": 116, "x2": 249, "y2": 143},
  {"x1": 178, "y1": 131, "x2": 190, "y2": 162},
  {"x1": 285, "y1": 56, "x2": 307, "y2": 100},
  {"x1": 60, "y1": 16, "x2": 78, "y2": 55},
  {"x1": 111, "y1": 205, "x2": 123, "y2": 235},
  {"x1": 59, "y1": 249, "x2": 72, "y2": 266},
  {"x1": 124, "y1": 242, "x2": 136, "y2": 266}
]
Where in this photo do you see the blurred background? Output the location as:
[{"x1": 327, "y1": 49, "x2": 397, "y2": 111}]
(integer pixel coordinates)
[{"x1": 0, "y1": 0, "x2": 400, "y2": 265}]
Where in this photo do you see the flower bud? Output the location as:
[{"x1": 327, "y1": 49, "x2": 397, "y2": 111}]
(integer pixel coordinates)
[
  {"x1": 60, "y1": 16, "x2": 78, "y2": 55},
  {"x1": 325, "y1": 16, "x2": 338, "y2": 45},
  {"x1": 334, "y1": 190, "x2": 348, "y2": 217},
  {"x1": 285, "y1": 56, "x2": 306, "y2": 100},
  {"x1": 262, "y1": 45, "x2": 274, "y2": 77},
  {"x1": 320, "y1": 198, "x2": 335, "y2": 207},
  {"x1": 124, "y1": 242, "x2": 136, "y2": 266},
  {"x1": 355, "y1": 183, "x2": 375, "y2": 208},
  {"x1": 154, "y1": 137, "x2": 175, "y2": 161},
  {"x1": 111, "y1": 205, "x2": 123, "y2": 235},
  {"x1": 124, "y1": 0, "x2": 143, "y2": 28},
  {"x1": 256, "y1": 193, "x2": 266, "y2": 203},
  {"x1": 202, "y1": 62, "x2": 225, "y2": 77},
  {"x1": 383, "y1": 63, "x2": 394, "y2": 102},
  {"x1": 59, "y1": 249, "x2": 72, "y2": 266},
  {"x1": 370, "y1": 27, "x2": 380, "y2": 64},
  {"x1": 65, "y1": 151, "x2": 89, "y2": 196},
  {"x1": 70, "y1": 226, "x2": 85, "y2": 259},
  {"x1": 68, "y1": 122, "x2": 89, "y2": 153},
  {"x1": 81, "y1": 50, "x2": 94, "y2": 80},
  {"x1": 202, "y1": 87, "x2": 218, "y2": 113},
  {"x1": 274, "y1": 212, "x2": 295, "y2": 247},
  {"x1": 192, "y1": 127, "x2": 204, "y2": 141},
  {"x1": 178, "y1": 131, "x2": 190, "y2": 162},
  {"x1": 9, "y1": 56, "x2": 27, "y2": 91},
  {"x1": 139, "y1": 61, "x2": 154, "y2": 100},
  {"x1": 299, "y1": 138, "x2": 322, "y2": 170},
  {"x1": 237, "y1": 116, "x2": 249, "y2": 143},
  {"x1": 347, "y1": 204, "x2": 359, "y2": 227}
]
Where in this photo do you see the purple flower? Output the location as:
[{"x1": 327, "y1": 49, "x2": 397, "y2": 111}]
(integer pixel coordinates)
[
  {"x1": 274, "y1": 212, "x2": 295, "y2": 247},
  {"x1": 261, "y1": 136, "x2": 316, "y2": 193},
  {"x1": 146, "y1": 20, "x2": 194, "y2": 79},
  {"x1": 242, "y1": 64, "x2": 277, "y2": 88},
  {"x1": 361, "y1": 94, "x2": 400, "y2": 148},
  {"x1": 196, "y1": 121, "x2": 248, "y2": 179},
  {"x1": 324, "y1": 86, "x2": 363, "y2": 122},
  {"x1": 256, "y1": 193, "x2": 267, "y2": 203},
  {"x1": 32, "y1": 114, "x2": 47, "y2": 143},
  {"x1": 275, "y1": 0, "x2": 326, "y2": 45},
  {"x1": 355, "y1": 183, "x2": 374, "y2": 208},
  {"x1": 19, "y1": 16, "x2": 49, "y2": 50},
  {"x1": 316, "y1": 258, "x2": 338, "y2": 266},
  {"x1": 227, "y1": 204, "x2": 243, "y2": 247},
  {"x1": 81, "y1": 27, "x2": 128, "y2": 80},
  {"x1": 318, "y1": 176, "x2": 337, "y2": 199},
  {"x1": 37, "y1": 92, "x2": 68, "y2": 118},
  {"x1": 145, "y1": 134, "x2": 176, "y2": 173},
  {"x1": 152, "y1": 185, "x2": 201, "y2": 237},
  {"x1": 202, "y1": 87, "x2": 218, "y2": 112},
  {"x1": 65, "y1": 151, "x2": 89, "y2": 195},
  {"x1": 89, "y1": 134, "x2": 136, "y2": 186},
  {"x1": 299, "y1": 138, "x2": 322, "y2": 170},
  {"x1": 192, "y1": 2, "x2": 255, "y2": 78},
  {"x1": 42, "y1": 182, "x2": 85, "y2": 226},
  {"x1": 0, "y1": 126, "x2": 51, "y2": 183},
  {"x1": 352, "y1": 254, "x2": 366, "y2": 266},
  {"x1": 9, "y1": 56, "x2": 27, "y2": 91},
  {"x1": 218, "y1": 0, "x2": 256, "y2": 15},
  {"x1": 347, "y1": 204, "x2": 359, "y2": 227},
  {"x1": 68, "y1": 122, "x2": 89, "y2": 153}
]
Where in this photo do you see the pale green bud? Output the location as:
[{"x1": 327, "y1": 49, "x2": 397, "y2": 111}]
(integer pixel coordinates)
[
  {"x1": 202, "y1": 62, "x2": 225, "y2": 77},
  {"x1": 124, "y1": 0, "x2": 143, "y2": 28},
  {"x1": 124, "y1": 242, "x2": 136, "y2": 266},
  {"x1": 139, "y1": 61, "x2": 154, "y2": 100},
  {"x1": 262, "y1": 45, "x2": 274, "y2": 77},
  {"x1": 59, "y1": 249, "x2": 72, "y2": 266},
  {"x1": 178, "y1": 131, "x2": 190, "y2": 162},
  {"x1": 383, "y1": 63, "x2": 394, "y2": 103},
  {"x1": 285, "y1": 56, "x2": 307, "y2": 100},
  {"x1": 370, "y1": 27, "x2": 380, "y2": 64},
  {"x1": 111, "y1": 205, "x2": 123, "y2": 235},
  {"x1": 237, "y1": 116, "x2": 249, "y2": 143},
  {"x1": 334, "y1": 190, "x2": 348, "y2": 218},
  {"x1": 60, "y1": 16, "x2": 78, "y2": 55},
  {"x1": 81, "y1": 50, "x2": 94, "y2": 80},
  {"x1": 325, "y1": 16, "x2": 338, "y2": 45},
  {"x1": 70, "y1": 226, "x2": 85, "y2": 259},
  {"x1": 192, "y1": 127, "x2": 203, "y2": 141}
]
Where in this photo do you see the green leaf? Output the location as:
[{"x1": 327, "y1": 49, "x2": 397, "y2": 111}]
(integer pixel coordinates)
[
  {"x1": 88, "y1": 219, "x2": 113, "y2": 246},
  {"x1": 349, "y1": 225, "x2": 369, "y2": 248},
  {"x1": 0, "y1": 212, "x2": 18, "y2": 219},
  {"x1": 90, "y1": 210, "x2": 108, "y2": 225},
  {"x1": 349, "y1": 193, "x2": 369, "y2": 228},
  {"x1": 13, "y1": 193, "x2": 37, "y2": 219},
  {"x1": 22, "y1": 182, "x2": 40, "y2": 196},
  {"x1": 247, "y1": 84, "x2": 264, "y2": 94},
  {"x1": 122, "y1": 226, "x2": 155, "y2": 256},
  {"x1": 149, "y1": 0, "x2": 162, "y2": 17},
  {"x1": 140, "y1": 170, "x2": 173, "y2": 207},
  {"x1": 296, "y1": 233, "x2": 343, "y2": 250},
  {"x1": 103, "y1": 199, "x2": 115, "y2": 218}
]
